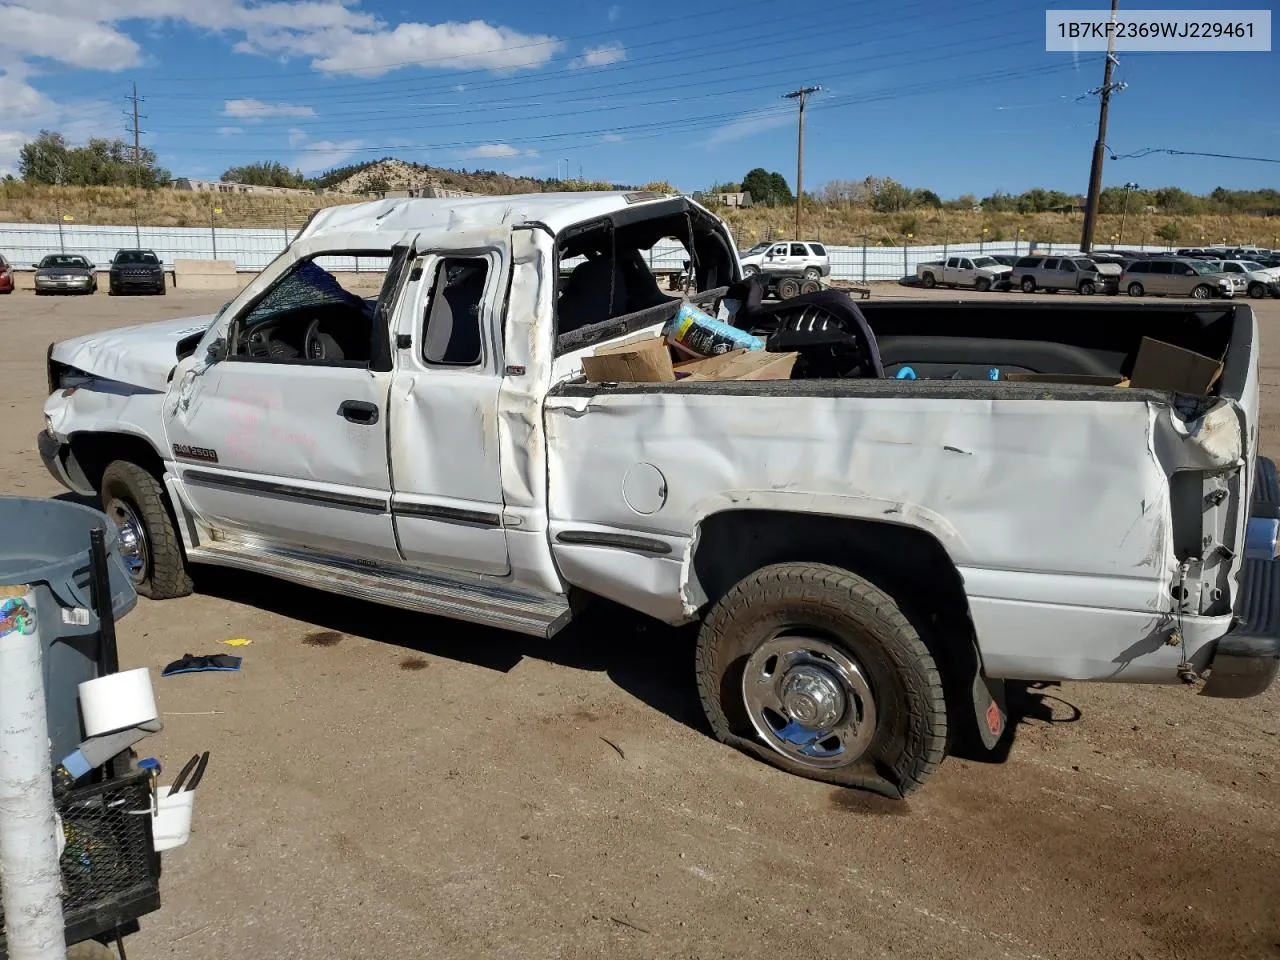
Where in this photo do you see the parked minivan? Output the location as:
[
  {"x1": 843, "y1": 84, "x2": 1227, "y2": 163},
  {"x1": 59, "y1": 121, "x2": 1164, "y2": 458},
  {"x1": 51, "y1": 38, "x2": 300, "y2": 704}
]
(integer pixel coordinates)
[
  {"x1": 1121, "y1": 257, "x2": 1234, "y2": 299},
  {"x1": 1011, "y1": 255, "x2": 1119, "y2": 295}
]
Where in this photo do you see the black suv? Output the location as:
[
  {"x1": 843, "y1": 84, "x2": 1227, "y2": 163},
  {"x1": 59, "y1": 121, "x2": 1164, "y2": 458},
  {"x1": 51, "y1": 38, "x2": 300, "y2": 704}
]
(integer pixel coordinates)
[{"x1": 109, "y1": 249, "x2": 165, "y2": 296}]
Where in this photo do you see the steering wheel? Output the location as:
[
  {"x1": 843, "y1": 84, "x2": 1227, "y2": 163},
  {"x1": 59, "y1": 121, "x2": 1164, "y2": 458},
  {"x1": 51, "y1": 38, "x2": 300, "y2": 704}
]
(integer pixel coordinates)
[{"x1": 303, "y1": 317, "x2": 340, "y2": 362}]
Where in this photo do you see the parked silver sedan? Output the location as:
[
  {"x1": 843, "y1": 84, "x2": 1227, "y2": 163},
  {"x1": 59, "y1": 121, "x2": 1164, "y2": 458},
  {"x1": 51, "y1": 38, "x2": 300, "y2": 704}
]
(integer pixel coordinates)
[{"x1": 34, "y1": 254, "x2": 97, "y2": 295}]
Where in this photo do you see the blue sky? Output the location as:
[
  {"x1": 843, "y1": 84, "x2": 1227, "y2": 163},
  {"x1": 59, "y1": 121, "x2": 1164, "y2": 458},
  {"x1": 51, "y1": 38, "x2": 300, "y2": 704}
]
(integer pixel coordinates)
[{"x1": 1, "y1": 0, "x2": 1275, "y2": 197}]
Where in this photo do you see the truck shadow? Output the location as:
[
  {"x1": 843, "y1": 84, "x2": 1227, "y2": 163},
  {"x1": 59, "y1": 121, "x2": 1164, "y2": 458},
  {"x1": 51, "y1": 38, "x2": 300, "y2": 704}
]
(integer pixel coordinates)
[
  {"x1": 198, "y1": 567, "x2": 1083, "y2": 760},
  {"x1": 194, "y1": 568, "x2": 709, "y2": 732}
]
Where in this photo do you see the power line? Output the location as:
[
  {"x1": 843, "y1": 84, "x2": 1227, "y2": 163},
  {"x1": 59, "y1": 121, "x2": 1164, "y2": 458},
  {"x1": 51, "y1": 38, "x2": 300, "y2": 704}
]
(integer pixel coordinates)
[
  {"x1": 1110, "y1": 147, "x2": 1280, "y2": 164},
  {"x1": 136, "y1": 60, "x2": 1081, "y2": 162},
  {"x1": 139, "y1": 0, "x2": 1004, "y2": 107},
  {"x1": 142, "y1": 25, "x2": 1045, "y2": 136}
]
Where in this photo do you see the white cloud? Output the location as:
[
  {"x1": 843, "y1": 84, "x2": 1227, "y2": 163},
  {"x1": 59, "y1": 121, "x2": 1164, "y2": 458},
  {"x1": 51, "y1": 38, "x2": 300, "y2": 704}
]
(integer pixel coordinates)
[
  {"x1": 571, "y1": 42, "x2": 626, "y2": 69},
  {"x1": 293, "y1": 138, "x2": 361, "y2": 174},
  {"x1": 300, "y1": 21, "x2": 562, "y2": 76},
  {"x1": 223, "y1": 98, "x2": 315, "y2": 119},
  {"x1": 287, "y1": 127, "x2": 308, "y2": 147},
  {"x1": 608, "y1": 5, "x2": 622, "y2": 21},
  {"x1": 706, "y1": 108, "x2": 794, "y2": 148},
  {"x1": 0, "y1": 131, "x2": 30, "y2": 178},
  {"x1": 462, "y1": 143, "x2": 521, "y2": 159},
  {"x1": 601, "y1": 133, "x2": 625, "y2": 143},
  {"x1": 216, "y1": 126, "x2": 244, "y2": 136},
  {"x1": 0, "y1": 6, "x2": 140, "y2": 70},
  {"x1": 4, "y1": 2, "x2": 562, "y2": 78}
]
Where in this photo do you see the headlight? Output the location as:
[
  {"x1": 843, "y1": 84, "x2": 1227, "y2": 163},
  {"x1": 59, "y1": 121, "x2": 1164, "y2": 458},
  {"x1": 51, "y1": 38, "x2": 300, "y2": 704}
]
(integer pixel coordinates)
[{"x1": 44, "y1": 414, "x2": 55, "y2": 438}]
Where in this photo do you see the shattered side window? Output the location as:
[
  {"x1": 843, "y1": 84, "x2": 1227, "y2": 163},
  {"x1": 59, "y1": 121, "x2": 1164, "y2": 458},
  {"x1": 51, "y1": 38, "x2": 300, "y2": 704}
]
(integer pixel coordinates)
[{"x1": 241, "y1": 257, "x2": 384, "y2": 331}]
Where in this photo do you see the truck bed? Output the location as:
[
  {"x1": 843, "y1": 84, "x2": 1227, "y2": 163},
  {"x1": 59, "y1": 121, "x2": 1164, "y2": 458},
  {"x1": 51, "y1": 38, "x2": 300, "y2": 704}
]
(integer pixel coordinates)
[{"x1": 543, "y1": 300, "x2": 1257, "y2": 685}]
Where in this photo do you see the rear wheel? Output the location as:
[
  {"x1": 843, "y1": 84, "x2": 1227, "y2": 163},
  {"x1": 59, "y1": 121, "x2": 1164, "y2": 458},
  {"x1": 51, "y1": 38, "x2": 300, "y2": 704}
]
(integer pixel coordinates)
[
  {"x1": 921, "y1": 272, "x2": 936, "y2": 289},
  {"x1": 800, "y1": 279, "x2": 821, "y2": 295},
  {"x1": 695, "y1": 562, "x2": 947, "y2": 796},
  {"x1": 777, "y1": 277, "x2": 802, "y2": 300},
  {"x1": 1249, "y1": 282, "x2": 1266, "y2": 299},
  {"x1": 1191, "y1": 284, "x2": 1212, "y2": 300},
  {"x1": 803, "y1": 267, "x2": 822, "y2": 281},
  {"x1": 1078, "y1": 280, "x2": 1096, "y2": 296},
  {"x1": 974, "y1": 277, "x2": 991, "y2": 293},
  {"x1": 100, "y1": 460, "x2": 192, "y2": 600},
  {"x1": 1127, "y1": 282, "x2": 1145, "y2": 297},
  {"x1": 1020, "y1": 276, "x2": 1036, "y2": 293}
]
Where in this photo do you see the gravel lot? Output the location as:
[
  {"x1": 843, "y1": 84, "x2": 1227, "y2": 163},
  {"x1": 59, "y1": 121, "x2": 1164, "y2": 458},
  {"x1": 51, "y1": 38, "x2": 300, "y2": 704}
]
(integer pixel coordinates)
[{"x1": 2, "y1": 286, "x2": 1277, "y2": 960}]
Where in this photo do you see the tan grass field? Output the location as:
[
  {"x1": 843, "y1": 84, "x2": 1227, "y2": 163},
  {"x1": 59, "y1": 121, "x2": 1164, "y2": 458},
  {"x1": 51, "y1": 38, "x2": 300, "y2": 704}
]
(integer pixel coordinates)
[{"x1": 1, "y1": 182, "x2": 1276, "y2": 249}]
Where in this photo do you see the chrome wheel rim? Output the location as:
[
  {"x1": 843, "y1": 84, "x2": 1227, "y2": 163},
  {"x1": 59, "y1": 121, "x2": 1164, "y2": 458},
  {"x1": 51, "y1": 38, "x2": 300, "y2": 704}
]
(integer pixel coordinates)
[
  {"x1": 1193, "y1": 285, "x2": 1209, "y2": 299},
  {"x1": 105, "y1": 498, "x2": 148, "y2": 584},
  {"x1": 742, "y1": 634, "x2": 877, "y2": 770}
]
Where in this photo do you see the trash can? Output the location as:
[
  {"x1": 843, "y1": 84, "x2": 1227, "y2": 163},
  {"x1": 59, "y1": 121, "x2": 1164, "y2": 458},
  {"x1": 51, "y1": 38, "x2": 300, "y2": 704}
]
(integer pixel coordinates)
[{"x1": 0, "y1": 497, "x2": 138, "y2": 762}]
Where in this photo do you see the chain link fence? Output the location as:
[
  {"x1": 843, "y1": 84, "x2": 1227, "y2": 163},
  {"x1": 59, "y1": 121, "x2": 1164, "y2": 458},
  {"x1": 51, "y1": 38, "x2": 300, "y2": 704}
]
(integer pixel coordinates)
[{"x1": 1, "y1": 221, "x2": 1179, "y2": 283}]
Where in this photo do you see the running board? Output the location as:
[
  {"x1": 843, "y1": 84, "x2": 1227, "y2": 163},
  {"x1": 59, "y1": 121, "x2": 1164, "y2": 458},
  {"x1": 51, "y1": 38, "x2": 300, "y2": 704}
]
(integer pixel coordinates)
[{"x1": 188, "y1": 537, "x2": 573, "y2": 638}]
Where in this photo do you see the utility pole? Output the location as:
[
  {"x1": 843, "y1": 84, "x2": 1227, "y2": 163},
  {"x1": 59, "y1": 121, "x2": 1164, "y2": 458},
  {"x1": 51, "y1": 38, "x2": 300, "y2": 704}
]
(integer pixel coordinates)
[
  {"x1": 1118, "y1": 181, "x2": 1139, "y2": 244},
  {"x1": 124, "y1": 82, "x2": 146, "y2": 247},
  {"x1": 1079, "y1": 0, "x2": 1124, "y2": 253},
  {"x1": 784, "y1": 85, "x2": 821, "y2": 239}
]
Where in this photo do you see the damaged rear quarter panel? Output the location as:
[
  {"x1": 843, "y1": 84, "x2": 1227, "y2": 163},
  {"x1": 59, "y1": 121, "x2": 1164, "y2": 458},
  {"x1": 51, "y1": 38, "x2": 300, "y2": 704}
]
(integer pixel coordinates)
[{"x1": 544, "y1": 387, "x2": 1182, "y2": 679}]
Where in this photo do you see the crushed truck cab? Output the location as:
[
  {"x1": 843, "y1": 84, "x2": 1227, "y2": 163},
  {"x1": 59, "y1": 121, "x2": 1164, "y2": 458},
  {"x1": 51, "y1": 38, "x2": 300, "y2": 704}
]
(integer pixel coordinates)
[{"x1": 39, "y1": 191, "x2": 1280, "y2": 797}]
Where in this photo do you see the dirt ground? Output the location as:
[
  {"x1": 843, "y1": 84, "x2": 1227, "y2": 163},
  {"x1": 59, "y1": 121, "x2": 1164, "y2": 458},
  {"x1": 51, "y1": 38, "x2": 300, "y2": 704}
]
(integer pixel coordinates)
[{"x1": 1, "y1": 285, "x2": 1277, "y2": 960}]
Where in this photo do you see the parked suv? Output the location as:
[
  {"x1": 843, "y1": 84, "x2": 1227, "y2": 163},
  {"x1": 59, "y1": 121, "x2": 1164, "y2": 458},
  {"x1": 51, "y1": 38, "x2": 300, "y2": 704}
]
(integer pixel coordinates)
[
  {"x1": 109, "y1": 249, "x2": 166, "y2": 296},
  {"x1": 739, "y1": 240, "x2": 829, "y2": 279},
  {"x1": 1213, "y1": 260, "x2": 1278, "y2": 299},
  {"x1": 1010, "y1": 255, "x2": 1118, "y2": 295},
  {"x1": 1121, "y1": 257, "x2": 1234, "y2": 299}
]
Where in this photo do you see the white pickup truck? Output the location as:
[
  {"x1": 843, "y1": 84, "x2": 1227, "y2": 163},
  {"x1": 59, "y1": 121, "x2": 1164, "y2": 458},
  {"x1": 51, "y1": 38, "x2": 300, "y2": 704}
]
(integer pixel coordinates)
[
  {"x1": 916, "y1": 255, "x2": 1012, "y2": 292},
  {"x1": 38, "y1": 192, "x2": 1280, "y2": 797}
]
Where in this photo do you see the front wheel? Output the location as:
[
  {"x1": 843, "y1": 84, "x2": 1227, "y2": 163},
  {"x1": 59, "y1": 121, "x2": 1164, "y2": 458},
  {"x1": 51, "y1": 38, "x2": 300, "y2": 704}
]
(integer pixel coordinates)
[
  {"x1": 777, "y1": 277, "x2": 802, "y2": 300},
  {"x1": 100, "y1": 461, "x2": 193, "y2": 600},
  {"x1": 974, "y1": 277, "x2": 991, "y2": 293},
  {"x1": 695, "y1": 562, "x2": 947, "y2": 796},
  {"x1": 1078, "y1": 281, "x2": 1096, "y2": 296},
  {"x1": 743, "y1": 265, "x2": 759, "y2": 278},
  {"x1": 1020, "y1": 277, "x2": 1036, "y2": 293},
  {"x1": 1191, "y1": 284, "x2": 1212, "y2": 300},
  {"x1": 1249, "y1": 282, "x2": 1266, "y2": 299},
  {"x1": 1127, "y1": 282, "x2": 1145, "y2": 297}
]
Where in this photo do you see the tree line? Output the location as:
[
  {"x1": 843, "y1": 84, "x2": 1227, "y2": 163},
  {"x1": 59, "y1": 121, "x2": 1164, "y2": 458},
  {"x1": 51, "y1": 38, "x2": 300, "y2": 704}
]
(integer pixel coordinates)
[{"x1": 708, "y1": 168, "x2": 1280, "y2": 217}]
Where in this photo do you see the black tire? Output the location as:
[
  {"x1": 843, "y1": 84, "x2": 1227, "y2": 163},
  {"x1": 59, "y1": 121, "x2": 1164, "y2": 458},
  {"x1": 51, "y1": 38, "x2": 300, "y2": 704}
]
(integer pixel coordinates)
[
  {"x1": 777, "y1": 277, "x2": 801, "y2": 300},
  {"x1": 100, "y1": 460, "x2": 192, "y2": 600},
  {"x1": 1078, "y1": 280, "x2": 1096, "y2": 296},
  {"x1": 974, "y1": 277, "x2": 991, "y2": 293},
  {"x1": 921, "y1": 272, "x2": 936, "y2": 289},
  {"x1": 1249, "y1": 282, "x2": 1266, "y2": 299},
  {"x1": 695, "y1": 562, "x2": 947, "y2": 797},
  {"x1": 1020, "y1": 276, "x2": 1036, "y2": 293},
  {"x1": 1191, "y1": 284, "x2": 1212, "y2": 300},
  {"x1": 803, "y1": 267, "x2": 822, "y2": 281},
  {"x1": 743, "y1": 265, "x2": 760, "y2": 278},
  {"x1": 1127, "y1": 281, "x2": 1145, "y2": 297}
]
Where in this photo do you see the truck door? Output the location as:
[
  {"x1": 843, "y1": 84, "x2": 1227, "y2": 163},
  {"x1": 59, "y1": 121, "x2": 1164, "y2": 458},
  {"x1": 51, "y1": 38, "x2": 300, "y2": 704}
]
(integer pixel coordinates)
[
  {"x1": 164, "y1": 238, "x2": 406, "y2": 561},
  {"x1": 387, "y1": 249, "x2": 510, "y2": 576}
]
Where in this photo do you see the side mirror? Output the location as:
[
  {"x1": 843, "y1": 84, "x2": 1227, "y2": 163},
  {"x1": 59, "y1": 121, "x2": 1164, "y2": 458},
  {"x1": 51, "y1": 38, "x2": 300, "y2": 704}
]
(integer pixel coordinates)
[
  {"x1": 206, "y1": 338, "x2": 228, "y2": 363},
  {"x1": 32, "y1": 263, "x2": 39, "y2": 268}
]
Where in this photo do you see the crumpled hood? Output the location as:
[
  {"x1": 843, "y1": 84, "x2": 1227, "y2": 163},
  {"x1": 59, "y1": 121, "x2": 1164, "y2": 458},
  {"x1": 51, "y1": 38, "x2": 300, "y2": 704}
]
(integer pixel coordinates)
[{"x1": 51, "y1": 314, "x2": 215, "y2": 391}]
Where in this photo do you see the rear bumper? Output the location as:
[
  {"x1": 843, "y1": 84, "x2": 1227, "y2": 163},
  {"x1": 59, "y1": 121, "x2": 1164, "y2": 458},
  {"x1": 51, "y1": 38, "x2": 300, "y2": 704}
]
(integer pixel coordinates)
[{"x1": 1202, "y1": 456, "x2": 1280, "y2": 697}]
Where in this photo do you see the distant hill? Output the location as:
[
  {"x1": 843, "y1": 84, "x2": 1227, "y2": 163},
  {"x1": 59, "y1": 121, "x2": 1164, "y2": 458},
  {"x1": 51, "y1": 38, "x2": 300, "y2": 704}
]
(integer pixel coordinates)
[{"x1": 315, "y1": 158, "x2": 636, "y2": 196}]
